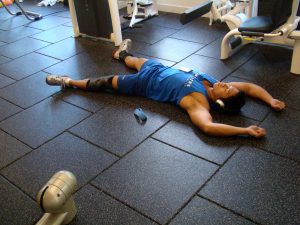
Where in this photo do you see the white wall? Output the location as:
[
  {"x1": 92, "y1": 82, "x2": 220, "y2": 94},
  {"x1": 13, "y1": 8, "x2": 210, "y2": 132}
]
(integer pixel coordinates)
[
  {"x1": 118, "y1": 0, "x2": 206, "y2": 13},
  {"x1": 157, "y1": 0, "x2": 205, "y2": 13}
]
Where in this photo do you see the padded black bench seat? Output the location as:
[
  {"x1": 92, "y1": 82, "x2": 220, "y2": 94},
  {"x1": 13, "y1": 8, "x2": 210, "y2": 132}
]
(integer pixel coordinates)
[{"x1": 238, "y1": 16, "x2": 274, "y2": 33}]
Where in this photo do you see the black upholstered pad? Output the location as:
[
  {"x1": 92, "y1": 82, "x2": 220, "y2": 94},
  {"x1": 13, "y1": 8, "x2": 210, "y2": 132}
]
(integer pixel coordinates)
[{"x1": 238, "y1": 16, "x2": 274, "y2": 33}]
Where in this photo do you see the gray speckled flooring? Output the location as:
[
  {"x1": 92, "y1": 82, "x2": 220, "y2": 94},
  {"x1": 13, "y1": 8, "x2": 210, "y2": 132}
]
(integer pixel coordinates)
[{"x1": 0, "y1": 1, "x2": 299, "y2": 225}]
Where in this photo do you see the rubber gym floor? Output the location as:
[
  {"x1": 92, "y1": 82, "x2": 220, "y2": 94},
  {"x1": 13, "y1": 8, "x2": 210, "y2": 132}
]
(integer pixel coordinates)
[{"x1": 0, "y1": 1, "x2": 299, "y2": 225}]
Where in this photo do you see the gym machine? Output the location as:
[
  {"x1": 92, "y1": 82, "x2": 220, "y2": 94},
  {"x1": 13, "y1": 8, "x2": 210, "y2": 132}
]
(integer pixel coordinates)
[
  {"x1": 68, "y1": 0, "x2": 123, "y2": 46},
  {"x1": 0, "y1": 0, "x2": 42, "y2": 21},
  {"x1": 124, "y1": 0, "x2": 159, "y2": 28},
  {"x1": 180, "y1": 0, "x2": 256, "y2": 30},
  {"x1": 36, "y1": 171, "x2": 77, "y2": 225},
  {"x1": 220, "y1": 0, "x2": 300, "y2": 75}
]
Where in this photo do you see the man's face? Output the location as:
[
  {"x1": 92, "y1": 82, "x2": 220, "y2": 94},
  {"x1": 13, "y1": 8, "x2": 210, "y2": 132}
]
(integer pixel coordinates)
[{"x1": 212, "y1": 82, "x2": 239, "y2": 99}]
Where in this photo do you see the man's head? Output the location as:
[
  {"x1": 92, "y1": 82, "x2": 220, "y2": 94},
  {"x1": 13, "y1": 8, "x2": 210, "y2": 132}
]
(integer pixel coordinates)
[{"x1": 211, "y1": 82, "x2": 246, "y2": 113}]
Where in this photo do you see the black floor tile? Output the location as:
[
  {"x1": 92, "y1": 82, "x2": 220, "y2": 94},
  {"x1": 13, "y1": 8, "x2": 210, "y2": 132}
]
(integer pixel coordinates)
[
  {"x1": 0, "y1": 26, "x2": 41, "y2": 43},
  {"x1": 144, "y1": 12, "x2": 185, "y2": 30},
  {"x1": 53, "y1": 10, "x2": 71, "y2": 19},
  {"x1": 31, "y1": 25, "x2": 73, "y2": 43},
  {"x1": 153, "y1": 119, "x2": 237, "y2": 165},
  {"x1": 138, "y1": 38, "x2": 204, "y2": 62},
  {"x1": 200, "y1": 147, "x2": 300, "y2": 225},
  {"x1": 0, "y1": 98, "x2": 22, "y2": 121},
  {"x1": 222, "y1": 76, "x2": 270, "y2": 121},
  {"x1": 0, "y1": 176, "x2": 41, "y2": 225},
  {"x1": 0, "y1": 130, "x2": 31, "y2": 169},
  {"x1": 123, "y1": 22, "x2": 178, "y2": 44},
  {"x1": 0, "y1": 55, "x2": 10, "y2": 65},
  {"x1": 0, "y1": 98, "x2": 90, "y2": 148},
  {"x1": 170, "y1": 18, "x2": 228, "y2": 44},
  {"x1": 0, "y1": 71, "x2": 60, "y2": 108},
  {"x1": 231, "y1": 47, "x2": 297, "y2": 99},
  {"x1": 92, "y1": 138, "x2": 218, "y2": 224},
  {"x1": 26, "y1": 15, "x2": 70, "y2": 30},
  {"x1": 70, "y1": 185, "x2": 157, "y2": 225},
  {"x1": 252, "y1": 108, "x2": 300, "y2": 161},
  {"x1": 36, "y1": 37, "x2": 85, "y2": 60},
  {"x1": 284, "y1": 77, "x2": 300, "y2": 110},
  {"x1": 21, "y1": 0, "x2": 68, "y2": 16},
  {"x1": 0, "y1": 16, "x2": 31, "y2": 30},
  {"x1": 0, "y1": 73, "x2": 14, "y2": 88},
  {"x1": 70, "y1": 104, "x2": 169, "y2": 156},
  {"x1": 195, "y1": 38, "x2": 258, "y2": 70},
  {"x1": 153, "y1": 109, "x2": 259, "y2": 164},
  {"x1": 0, "y1": 37, "x2": 49, "y2": 59},
  {"x1": 44, "y1": 45, "x2": 134, "y2": 80},
  {"x1": 170, "y1": 196, "x2": 255, "y2": 225},
  {"x1": 0, "y1": 52, "x2": 59, "y2": 80},
  {"x1": 1, "y1": 132, "x2": 117, "y2": 198},
  {"x1": 174, "y1": 54, "x2": 233, "y2": 81}
]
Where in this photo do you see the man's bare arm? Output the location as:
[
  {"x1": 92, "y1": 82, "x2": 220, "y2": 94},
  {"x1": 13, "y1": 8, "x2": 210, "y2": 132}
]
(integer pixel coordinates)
[
  {"x1": 181, "y1": 97, "x2": 266, "y2": 138},
  {"x1": 229, "y1": 82, "x2": 285, "y2": 111}
]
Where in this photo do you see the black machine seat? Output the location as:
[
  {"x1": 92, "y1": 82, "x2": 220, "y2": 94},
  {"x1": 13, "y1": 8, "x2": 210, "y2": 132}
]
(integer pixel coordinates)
[
  {"x1": 238, "y1": 0, "x2": 293, "y2": 34},
  {"x1": 238, "y1": 16, "x2": 274, "y2": 33}
]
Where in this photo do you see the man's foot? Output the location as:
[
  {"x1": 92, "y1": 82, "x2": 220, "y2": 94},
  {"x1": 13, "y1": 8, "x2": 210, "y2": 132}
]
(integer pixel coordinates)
[
  {"x1": 46, "y1": 75, "x2": 71, "y2": 88},
  {"x1": 113, "y1": 39, "x2": 132, "y2": 60}
]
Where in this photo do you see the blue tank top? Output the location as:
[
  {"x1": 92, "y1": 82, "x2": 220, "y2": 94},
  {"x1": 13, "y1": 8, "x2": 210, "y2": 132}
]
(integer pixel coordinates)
[{"x1": 146, "y1": 67, "x2": 217, "y2": 105}]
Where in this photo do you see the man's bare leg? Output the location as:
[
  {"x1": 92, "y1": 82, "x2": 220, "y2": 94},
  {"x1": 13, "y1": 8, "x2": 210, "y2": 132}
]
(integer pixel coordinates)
[{"x1": 124, "y1": 56, "x2": 148, "y2": 71}]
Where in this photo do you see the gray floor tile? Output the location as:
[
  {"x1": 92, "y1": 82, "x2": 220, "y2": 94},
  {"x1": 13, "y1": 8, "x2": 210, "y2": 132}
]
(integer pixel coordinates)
[
  {"x1": 0, "y1": 71, "x2": 60, "y2": 108},
  {"x1": 0, "y1": 176, "x2": 41, "y2": 225},
  {"x1": 92, "y1": 138, "x2": 218, "y2": 224},
  {"x1": 26, "y1": 15, "x2": 70, "y2": 30},
  {"x1": 0, "y1": 26, "x2": 41, "y2": 43},
  {"x1": 0, "y1": 73, "x2": 14, "y2": 88},
  {"x1": 1, "y1": 132, "x2": 117, "y2": 198},
  {"x1": 31, "y1": 25, "x2": 73, "y2": 43},
  {"x1": 174, "y1": 54, "x2": 233, "y2": 81},
  {"x1": 36, "y1": 37, "x2": 85, "y2": 60},
  {"x1": 170, "y1": 18, "x2": 228, "y2": 44},
  {"x1": 0, "y1": 130, "x2": 31, "y2": 169},
  {"x1": 70, "y1": 104, "x2": 169, "y2": 156},
  {"x1": 138, "y1": 38, "x2": 204, "y2": 62},
  {"x1": 0, "y1": 98, "x2": 90, "y2": 148},
  {"x1": 123, "y1": 22, "x2": 178, "y2": 44},
  {"x1": 0, "y1": 55, "x2": 11, "y2": 64},
  {"x1": 0, "y1": 98, "x2": 22, "y2": 121},
  {"x1": 170, "y1": 196, "x2": 255, "y2": 225},
  {"x1": 0, "y1": 37, "x2": 49, "y2": 59},
  {"x1": 200, "y1": 147, "x2": 300, "y2": 225},
  {"x1": 70, "y1": 185, "x2": 157, "y2": 225},
  {"x1": 0, "y1": 16, "x2": 31, "y2": 30},
  {"x1": 222, "y1": 76, "x2": 270, "y2": 121},
  {"x1": 252, "y1": 108, "x2": 300, "y2": 161},
  {"x1": 0, "y1": 52, "x2": 59, "y2": 80}
]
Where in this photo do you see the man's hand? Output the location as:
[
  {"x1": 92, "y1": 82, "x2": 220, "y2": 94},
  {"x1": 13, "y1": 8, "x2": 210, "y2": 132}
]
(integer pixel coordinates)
[
  {"x1": 247, "y1": 125, "x2": 266, "y2": 138},
  {"x1": 270, "y1": 99, "x2": 285, "y2": 111}
]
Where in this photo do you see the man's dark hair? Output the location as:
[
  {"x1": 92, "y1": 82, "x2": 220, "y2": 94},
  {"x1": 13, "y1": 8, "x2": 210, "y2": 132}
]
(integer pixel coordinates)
[{"x1": 216, "y1": 91, "x2": 246, "y2": 113}]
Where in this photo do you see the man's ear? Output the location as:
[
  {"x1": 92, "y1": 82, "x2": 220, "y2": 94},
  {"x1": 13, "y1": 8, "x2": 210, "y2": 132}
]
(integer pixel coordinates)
[{"x1": 216, "y1": 99, "x2": 225, "y2": 108}]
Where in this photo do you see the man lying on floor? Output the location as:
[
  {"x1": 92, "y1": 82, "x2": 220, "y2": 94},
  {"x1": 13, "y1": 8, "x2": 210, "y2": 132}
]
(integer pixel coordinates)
[{"x1": 46, "y1": 39, "x2": 285, "y2": 138}]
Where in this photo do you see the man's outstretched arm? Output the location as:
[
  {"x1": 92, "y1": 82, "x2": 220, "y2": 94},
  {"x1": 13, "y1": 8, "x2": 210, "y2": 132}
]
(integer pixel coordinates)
[
  {"x1": 229, "y1": 82, "x2": 285, "y2": 111},
  {"x1": 181, "y1": 97, "x2": 266, "y2": 138}
]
